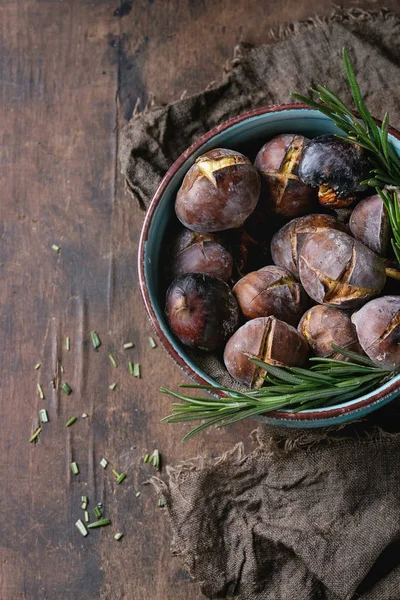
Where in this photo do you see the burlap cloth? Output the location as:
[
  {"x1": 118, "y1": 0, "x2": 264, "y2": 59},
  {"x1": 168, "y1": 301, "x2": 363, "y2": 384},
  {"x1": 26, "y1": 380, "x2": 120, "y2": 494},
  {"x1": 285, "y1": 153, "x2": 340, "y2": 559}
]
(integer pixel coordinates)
[{"x1": 120, "y1": 7, "x2": 400, "y2": 599}]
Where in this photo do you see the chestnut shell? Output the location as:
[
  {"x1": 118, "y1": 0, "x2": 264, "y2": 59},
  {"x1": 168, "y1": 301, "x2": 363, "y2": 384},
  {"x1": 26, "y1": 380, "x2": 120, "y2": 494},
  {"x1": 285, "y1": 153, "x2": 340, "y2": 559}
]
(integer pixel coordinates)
[
  {"x1": 349, "y1": 194, "x2": 390, "y2": 256},
  {"x1": 171, "y1": 229, "x2": 233, "y2": 282},
  {"x1": 175, "y1": 148, "x2": 260, "y2": 232}
]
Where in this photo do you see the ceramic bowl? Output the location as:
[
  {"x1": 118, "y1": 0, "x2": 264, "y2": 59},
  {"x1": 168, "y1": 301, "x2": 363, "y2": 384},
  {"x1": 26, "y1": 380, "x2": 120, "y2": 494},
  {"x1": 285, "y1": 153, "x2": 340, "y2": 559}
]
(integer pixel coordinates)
[{"x1": 138, "y1": 104, "x2": 400, "y2": 428}]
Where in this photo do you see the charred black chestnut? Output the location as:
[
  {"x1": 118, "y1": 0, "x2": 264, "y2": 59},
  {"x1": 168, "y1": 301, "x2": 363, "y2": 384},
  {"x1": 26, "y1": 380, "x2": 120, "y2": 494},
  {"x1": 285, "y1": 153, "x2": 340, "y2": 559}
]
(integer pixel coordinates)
[
  {"x1": 255, "y1": 134, "x2": 316, "y2": 217},
  {"x1": 171, "y1": 229, "x2": 233, "y2": 282},
  {"x1": 349, "y1": 194, "x2": 391, "y2": 256},
  {"x1": 298, "y1": 135, "x2": 370, "y2": 207},
  {"x1": 298, "y1": 305, "x2": 363, "y2": 359},
  {"x1": 271, "y1": 214, "x2": 347, "y2": 278},
  {"x1": 233, "y1": 266, "x2": 307, "y2": 326},
  {"x1": 165, "y1": 273, "x2": 239, "y2": 351},
  {"x1": 175, "y1": 148, "x2": 260, "y2": 232},
  {"x1": 351, "y1": 296, "x2": 400, "y2": 369},
  {"x1": 223, "y1": 316, "x2": 309, "y2": 387},
  {"x1": 299, "y1": 229, "x2": 386, "y2": 309}
]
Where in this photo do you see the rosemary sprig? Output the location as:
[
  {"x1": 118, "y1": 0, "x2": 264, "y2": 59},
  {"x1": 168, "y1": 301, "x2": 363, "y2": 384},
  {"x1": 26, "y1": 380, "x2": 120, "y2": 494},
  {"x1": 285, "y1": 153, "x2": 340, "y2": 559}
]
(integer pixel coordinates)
[
  {"x1": 291, "y1": 47, "x2": 400, "y2": 263},
  {"x1": 161, "y1": 346, "x2": 398, "y2": 441}
]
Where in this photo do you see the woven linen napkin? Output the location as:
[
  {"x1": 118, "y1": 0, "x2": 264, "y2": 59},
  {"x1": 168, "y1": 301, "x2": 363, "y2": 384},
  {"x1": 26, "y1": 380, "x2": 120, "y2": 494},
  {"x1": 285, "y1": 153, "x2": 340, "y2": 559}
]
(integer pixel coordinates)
[{"x1": 120, "y1": 7, "x2": 400, "y2": 599}]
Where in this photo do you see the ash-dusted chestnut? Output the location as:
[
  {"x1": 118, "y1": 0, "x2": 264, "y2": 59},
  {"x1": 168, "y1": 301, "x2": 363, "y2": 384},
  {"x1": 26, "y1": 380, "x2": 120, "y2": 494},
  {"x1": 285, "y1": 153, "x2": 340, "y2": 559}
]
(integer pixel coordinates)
[
  {"x1": 349, "y1": 194, "x2": 390, "y2": 256},
  {"x1": 165, "y1": 273, "x2": 239, "y2": 351},
  {"x1": 271, "y1": 214, "x2": 347, "y2": 278},
  {"x1": 233, "y1": 266, "x2": 307, "y2": 326},
  {"x1": 351, "y1": 296, "x2": 400, "y2": 369},
  {"x1": 298, "y1": 135, "x2": 370, "y2": 207},
  {"x1": 175, "y1": 148, "x2": 260, "y2": 232},
  {"x1": 255, "y1": 134, "x2": 316, "y2": 217},
  {"x1": 224, "y1": 316, "x2": 309, "y2": 388},
  {"x1": 171, "y1": 229, "x2": 233, "y2": 282},
  {"x1": 298, "y1": 305, "x2": 363, "y2": 359},
  {"x1": 299, "y1": 229, "x2": 386, "y2": 309}
]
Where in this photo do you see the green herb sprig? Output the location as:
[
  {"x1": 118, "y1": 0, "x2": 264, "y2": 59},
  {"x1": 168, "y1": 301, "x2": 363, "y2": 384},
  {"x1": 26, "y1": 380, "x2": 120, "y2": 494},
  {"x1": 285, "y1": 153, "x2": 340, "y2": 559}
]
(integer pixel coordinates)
[
  {"x1": 291, "y1": 48, "x2": 400, "y2": 263},
  {"x1": 161, "y1": 346, "x2": 398, "y2": 441}
]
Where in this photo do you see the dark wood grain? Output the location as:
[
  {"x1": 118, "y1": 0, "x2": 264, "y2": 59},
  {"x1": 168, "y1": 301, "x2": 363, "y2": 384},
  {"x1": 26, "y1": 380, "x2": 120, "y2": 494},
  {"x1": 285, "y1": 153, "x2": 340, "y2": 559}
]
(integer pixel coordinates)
[{"x1": 1, "y1": 1, "x2": 400, "y2": 599}]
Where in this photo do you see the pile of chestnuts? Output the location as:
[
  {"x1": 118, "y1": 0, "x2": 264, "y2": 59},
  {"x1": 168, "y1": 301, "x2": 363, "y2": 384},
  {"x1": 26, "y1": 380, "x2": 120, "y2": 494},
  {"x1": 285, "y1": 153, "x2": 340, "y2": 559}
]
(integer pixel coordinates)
[{"x1": 164, "y1": 136, "x2": 399, "y2": 388}]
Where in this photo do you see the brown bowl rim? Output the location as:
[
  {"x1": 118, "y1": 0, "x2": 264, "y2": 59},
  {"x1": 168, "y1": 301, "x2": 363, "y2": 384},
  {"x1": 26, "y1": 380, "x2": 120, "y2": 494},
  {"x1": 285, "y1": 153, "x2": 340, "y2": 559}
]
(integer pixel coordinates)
[{"x1": 138, "y1": 102, "x2": 400, "y2": 423}]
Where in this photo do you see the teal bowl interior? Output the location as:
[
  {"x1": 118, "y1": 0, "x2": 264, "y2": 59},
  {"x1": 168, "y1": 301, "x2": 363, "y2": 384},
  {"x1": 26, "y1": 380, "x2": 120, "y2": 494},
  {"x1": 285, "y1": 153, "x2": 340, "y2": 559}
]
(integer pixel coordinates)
[{"x1": 141, "y1": 107, "x2": 400, "y2": 427}]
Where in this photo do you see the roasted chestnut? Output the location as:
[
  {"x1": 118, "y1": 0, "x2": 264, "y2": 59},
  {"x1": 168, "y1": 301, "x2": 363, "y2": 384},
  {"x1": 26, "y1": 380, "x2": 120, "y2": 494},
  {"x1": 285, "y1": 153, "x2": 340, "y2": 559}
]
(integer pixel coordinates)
[
  {"x1": 349, "y1": 194, "x2": 390, "y2": 256},
  {"x1": 233, "y1": 266, "x2": 307, "y2": 326},
  {"x1": 175, "y1": 148, "x2": 260, "y2": 232},
  {"x1": 271, "y1": 214, "x2": 347, "y2": 278},
  {"x1": 298, "y1": 305, "x2": 363, "y2": 359},
  {"x1": 255, "y1": 134, "x2": 316, "y2": 217},
  {"x1": 298, "y1": 135, "x2": 370, "y2": 207},
  {"x1": 351, "y1": 296, "x2": 400, "y2": 369},
  {"x1": 223, "y1": 316, "x2": 309, "y2": 388},
  {"x1": 171, "y1": 229, "x2": 233, "y2": 282},
  {"x1": 165, "y1": 273, "x2": 239, "y2": 351},
  {"x1": 299, "y1": 229, "x2": 386, "y2": 309}
]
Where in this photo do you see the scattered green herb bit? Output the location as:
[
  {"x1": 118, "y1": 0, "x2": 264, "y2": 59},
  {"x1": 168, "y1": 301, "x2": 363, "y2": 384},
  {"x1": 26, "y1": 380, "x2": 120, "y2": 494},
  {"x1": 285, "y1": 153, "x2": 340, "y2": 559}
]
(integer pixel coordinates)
[
  {"x1": 149, "y1": 337, "x2": 157, "y2": 349},
  {"x1": 93, "y1": 506, "x2": 102, "y2": 519},
  {"x1": 84, "y1": 510, "x2": 90, "y2": 523},
  {"x1": 100, "y1": 458, "x2": 108, "y2": 469},
  {"x1": 135, "y1": 491, "x2": 141, "y2": 498},
  {"x1": 90, "y1": 331, "x2": 101, "y2": 350},
  {"x1": 97, "y1": 503, "x2": 103, "y2": 508},
  {"x1": 82, "y1": 500, "x2": 88, "y2": 510},
  {"x1": 112, "y1": 469, "x2": 120, "y2": 478},
  {"x1": 66, "y1": 336, "x2": 70, "y2": 351},
  {"x1": 71, "y1": 462, "x2": 79, "y2": 475},
  {"x1": 82, "y1": 495, "x2": 88, "y2": 503},
  {"x1": 34, "y1": 363, "x2": 41, "y2": 370},
  {"x1": 143, "y1": 454, "x2": 149, "y2": 463},
  {"x1": 39, "y1": 409, "x2": 49, "y2": 424},
  {"x1": 123, "y1": 342, "x2": 134, "y2": 350},
  {"x1": 117, "y1": 473, "x2": 126, "y2": 485},
  {"x1": 114, "y1": 532, "x2": 124, "y2": 541},
  {"x1": 133, "y1": 363, "x2": 140, "y2": 378},
  {"x1": 29, "y1": 427, "x2": 42, "y2": 443},
  {"x1": 109, "y1": 383, "x2": 117, "y2": 391},
  {"x1": 87, "y1": 518, "x2": 111, "y2": 529},
  {"x1": 158, "y1": 499, "x2": 165, "y2": 508},
  {"x1": 52, "y1": 244, "x2": 60, "y2": 253},
  {"x1": 82, "y1": 413, "x2": 88, "y2": 419},
  {"x1": 108, "y1": 354, "x2": 117, "y2": 368},
  {"x1": 150, "y1": 449, "x2": 160, "y2": 470},
  {"x1": 66, "y1": 416, "x2": 77, "y2": 427},
  {"x1": 128, "y1": 361, "x2": 134, "y2": 376},
  {"x1": 60, "y1": 364, "x2": 64, "y2": 374},
  {"x1": 75, "y1": 519, "x2": 88, "y2": 537},
  {"x1": 37, "y1": 383, "x2": 45, "y2": 400},
  {"x1": 61, "y1": 382, "x2": 72, "y2": 395}
]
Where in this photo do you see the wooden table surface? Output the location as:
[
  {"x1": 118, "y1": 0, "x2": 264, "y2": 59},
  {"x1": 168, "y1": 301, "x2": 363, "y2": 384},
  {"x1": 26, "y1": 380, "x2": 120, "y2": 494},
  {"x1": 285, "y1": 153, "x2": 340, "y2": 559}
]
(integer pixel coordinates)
[{"x1": 2, "y1": 1, "x2": 399, "y2": 599}]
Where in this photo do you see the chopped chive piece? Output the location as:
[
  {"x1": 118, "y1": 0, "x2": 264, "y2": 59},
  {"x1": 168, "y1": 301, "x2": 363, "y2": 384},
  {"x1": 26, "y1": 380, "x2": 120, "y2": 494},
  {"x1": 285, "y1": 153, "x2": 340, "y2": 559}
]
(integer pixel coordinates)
[
  {"x1": 37, "y1": 383, "x2": 45, "y2": 400},
  {"x1": 114, "y1": 532, "x2": 124, "y2": 541},
  {"x1": 149, "y1": 337, "x2": 157, "y2": 348},
  {"x1": 87, "y1": 518, "x2": 111, "y2": 529},
  {"x1": 71, "y1": 462, "x2": 79, "y2": 475},
  {"x1": 143, "y1": 453, "x2": 149, "y2": 463},
  {"x1": 135, "y1": 491, "x2": 141, "y2": 498},
  {"x1": 66, "y1": 416, "x2": 77, "y2": 427},
  {"x1": 66, "y1": 336, "x2": 70, "y2": 351},
  {"x1": 84, "y1": 510, "x2": 90, "y2": 523},
  {"x1": 60, "y1": 364, "x2": 64, "y2": 374},
  {"x1": 29, "y1": 427, "x2": 42, "y2": 443},
  {"x1": 75, "y1": 519, "x2": 88, "y2": 536},
  {"x1": 150, "y1": 449, "x2": 160, "y2": 470},
  {"x1": 112, "y1": 469, "x2": 120, "y2": 478},
  {"x1": 97, "y1": 503, "x2": 103, "y2": 508},
  {"x1": 93, "y1": 506, "x2": 102, "y2": 519},
  {"x1": 108, "y1": 354, "x2": 117, "y2": 368},
  {"x1": 100, "y1": 458, "x2": 108, "y2": 469},
  {"x1": 117, "y1": 473, "x2": 126, "y2": 485},
  {"x1": 123, "y1": 342, "x2": 134, "y2": 350},
  {"x1": 82, "y1": 495, "x2": 88, "y2": 503},
  {"x1": 90, "y1": 331, "x2": 101, "y2": 350},
  {"x1": 52, "y1": 244, "x2": 61, "y2": 253},
  {"x1": 61, "y1": 382, "x2": 72, "y2": 395},
  {"x1": 158, "y1": 499, "x2": 165, "y2": 507},
  {"x1": 39, "y1": 409, "x2": 49, "y2": 424},
  {"x1": 133, "y1": 363, "x2": 140, "y2": 378},
  {"x1": 109, "y1": 383, "x2": 117, "y2": 391},
  {"x1": 34, "y1": 363, "x2": 41, "y2": 370},
  {"x1": 81, "y1": 500, "x2": 88, "y2": 510},
  {"x1": 128, "y1": 361, "x2": 134, "y2": 375},
  {"x1": 82, "y1": 413, "x2": 88, "y2": 419}
]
